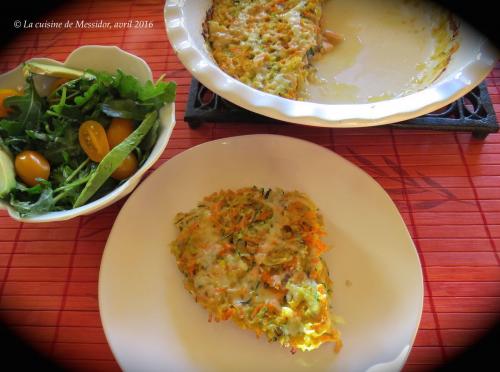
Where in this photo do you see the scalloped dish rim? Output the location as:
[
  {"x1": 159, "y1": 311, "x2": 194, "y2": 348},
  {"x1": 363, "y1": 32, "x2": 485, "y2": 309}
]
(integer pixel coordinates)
[{"x1": 164, "y1": 0, "x2": 498, "y2": 128}]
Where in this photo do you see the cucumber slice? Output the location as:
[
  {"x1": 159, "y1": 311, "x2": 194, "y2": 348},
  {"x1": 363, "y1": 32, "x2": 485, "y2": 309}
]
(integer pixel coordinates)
[
  {"x1": 23, "y1": 62, "x2": 94, "y2": 80},
  {"x1": 0, "y1": 148, "x2": 16, "y2": 198}
]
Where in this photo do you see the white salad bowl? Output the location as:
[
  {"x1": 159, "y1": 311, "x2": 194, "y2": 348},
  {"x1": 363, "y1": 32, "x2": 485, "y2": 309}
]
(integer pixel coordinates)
[
  {"x1": 0, "y1": 45, "x2": 176, "y2": 223},
  {"x1": 165, "y1": 0, "x2": 498, "y2": 128}
]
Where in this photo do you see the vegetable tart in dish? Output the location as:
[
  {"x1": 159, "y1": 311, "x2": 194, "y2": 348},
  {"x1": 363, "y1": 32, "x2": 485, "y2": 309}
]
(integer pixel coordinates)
[{"x1": 203, "y1": 0, "x2": 339, "y2": 100}]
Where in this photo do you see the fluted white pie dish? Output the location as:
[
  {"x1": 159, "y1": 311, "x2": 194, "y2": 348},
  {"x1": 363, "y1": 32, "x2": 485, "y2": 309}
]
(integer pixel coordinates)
[{"x1": 165, "y1": 0, "x2": 497, "y2": 128}]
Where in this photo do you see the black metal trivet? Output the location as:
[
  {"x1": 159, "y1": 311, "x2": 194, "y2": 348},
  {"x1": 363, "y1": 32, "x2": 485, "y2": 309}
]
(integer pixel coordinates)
[{"x1": 185, "y1": 78, "x2": 498, "y2": 139}]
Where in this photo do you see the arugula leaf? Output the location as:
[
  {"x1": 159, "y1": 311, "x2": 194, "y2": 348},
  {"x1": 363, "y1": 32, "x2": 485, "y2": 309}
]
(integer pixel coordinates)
[
  {"x1": 51, "y1": 86, "x2": 68, "y2": 114},
  {"x1": 73, "y1": 70, "x2": 119, "y2": 112},
  {"x1": 94, "y1": 70, "x2": 115, "y2": 89},
  {"x1": 25, "y1": 130, "x2": 50, "y2": 142},
  {"x1": 25, "y1": 123, "x2": 84, "y2": 166},
  {"x1": 139, "y1": 117, "x2": 160, "y2": 163},
  {"x1": 9, "y1": 184, "x2": 55, "y2": 218},
  {"x1": 51, "y1": 164, "x2": 76, "y2": 186},
  {"x1": 47, "y1": 80, "x2": 85, "y2": 123},
  {"x1": 116, "y1": 69, "x2": 141, "y2": 100},
  {"x1": 138, "y1": 80, "x2": 176, "y2": 103},
  {"x1": 42, "y1": 127, "x2": 84, "y2": 166},
  {"x1": 1, "y1": 136, "x2": 28, "y2": 154},
  {"x1": 50, "y1": 160, "x2": 95, "y2": 208},
  {"x1": 74, "y1": 83, "x2": 99, "y2": 106},
  {"x1": 81, "y1": 94, "x2": 102, "y2": 114},
  {"x1": 101, "y1": 99, "x2": 155, "y2": 120},
  {"x1": 47, "y1": 105, "x2": 83, "y2": 122},
  {"x1": 115, "y1": 70, "x2": 176, "y2": 104},
  {"x1": 3, "y1": 77, "x2": 43, "y2": 131},
  {"x1": 14, "y1": 179, "x2": 51, "y2": 195},
  {"x1": 48, "y1": 78, "x2": 81, "y2": 101},
  {"x1": 0, "y1": 119, "x2": 23, "y2": 136},
  {"x1": 87, "y1": 177, "x2": 119, "y2": 204},
  {"x1": 0, "y1": 137, "x2": 11, "y2": 154}
]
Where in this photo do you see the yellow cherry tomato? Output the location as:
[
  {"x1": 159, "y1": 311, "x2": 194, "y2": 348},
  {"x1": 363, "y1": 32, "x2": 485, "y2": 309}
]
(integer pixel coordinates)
[
  {"x1": 78, "y1": 120, "x2": 110, "y2": 162},
  {"x1": 0, "y1": 89, "x2": 22, "y2": 117},
  {"x1": 111, "y1": 153, "x2": 138, "y2": 180},
  {"x1": 107, "y1": 118, "x2": 134, "y2": 148},
  {"x1": 49, "y1": 78, "x2": 69, "y2": 93},
  {"x1": 14, "y1": 150, "x2": 51, "y2": 187}
]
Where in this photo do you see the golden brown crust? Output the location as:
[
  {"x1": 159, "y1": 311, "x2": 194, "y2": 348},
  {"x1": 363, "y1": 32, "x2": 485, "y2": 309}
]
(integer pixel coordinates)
[
  {"x1": 204, "y1": 0, "x2": 324, "y2": 100},
  {"x1": 171, "y1": 187, "x2": 342, "y2": 352}
]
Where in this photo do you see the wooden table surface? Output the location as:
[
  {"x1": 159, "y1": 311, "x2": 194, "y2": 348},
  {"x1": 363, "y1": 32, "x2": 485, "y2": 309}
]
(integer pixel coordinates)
[{"x1": 1, "y1": 0, "x2": 499, "y2": 370}]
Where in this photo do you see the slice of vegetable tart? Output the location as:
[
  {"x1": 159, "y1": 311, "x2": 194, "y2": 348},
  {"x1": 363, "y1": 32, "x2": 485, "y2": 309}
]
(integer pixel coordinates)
[
  {"x1": 171, "y1": 187, "x2": 342, "y2": 352},
  {"x1": 204, "y1": 0, "x2": 326, "y2": 99}
]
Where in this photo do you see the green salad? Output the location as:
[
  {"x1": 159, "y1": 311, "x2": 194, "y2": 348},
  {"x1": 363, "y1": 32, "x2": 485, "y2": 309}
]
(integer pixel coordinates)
[{"x1": 0, "y1": 62, "x2": 176, "y2": 217}]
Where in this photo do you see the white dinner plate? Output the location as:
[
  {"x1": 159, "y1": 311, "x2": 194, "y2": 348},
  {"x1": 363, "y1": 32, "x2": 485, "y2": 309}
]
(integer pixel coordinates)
[{"x1": 99, "y1": 134, "x2": 423, "y2": 372}]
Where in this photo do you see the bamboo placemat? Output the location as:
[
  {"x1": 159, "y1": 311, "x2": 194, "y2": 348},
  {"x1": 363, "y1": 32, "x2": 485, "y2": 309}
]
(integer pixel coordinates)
[{"x1": 0, "y1": 1, "x2": 499, "y2": 370}]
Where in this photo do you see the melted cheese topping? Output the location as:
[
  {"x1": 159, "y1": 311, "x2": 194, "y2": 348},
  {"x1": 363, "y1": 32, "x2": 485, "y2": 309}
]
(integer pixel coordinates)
[
  {"x1": 205, "y1": 0, "x2": 458, "y2": 103},
  {"x1": 171, "y1": 187, "x2": 342, "y2": 352},
  {"x1": 204, "y1": 0, "x2": 324, "y2": 99}
]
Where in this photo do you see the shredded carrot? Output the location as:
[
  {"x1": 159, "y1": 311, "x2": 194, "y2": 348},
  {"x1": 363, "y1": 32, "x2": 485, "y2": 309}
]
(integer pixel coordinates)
[
  {"x1": 251, "y1": 304, "x2": 265, "y2": 318},
  {"x1": 314, "y1": 241, "x2": 328, "y2": 255},
  {"x1": 270, "y1": 287, "x2": 287, "y2": 299},
  {"x1": 218, "y1": 243, "x2": 233, "y2": 257},
  {"x1": 257, "y1": 209, "x2": 272, "y2": 221},
  {"x1": 222, "y1": 307, "x2": 235, "y2": 320},
  {"x1": 261, "y1": 271, "x2": 273, "y2": 286},
  {"x1": 171, "y1": 186, "x2": 341, "y2": 352}
]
